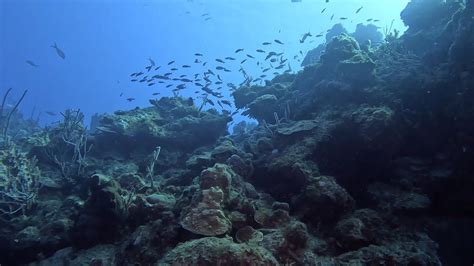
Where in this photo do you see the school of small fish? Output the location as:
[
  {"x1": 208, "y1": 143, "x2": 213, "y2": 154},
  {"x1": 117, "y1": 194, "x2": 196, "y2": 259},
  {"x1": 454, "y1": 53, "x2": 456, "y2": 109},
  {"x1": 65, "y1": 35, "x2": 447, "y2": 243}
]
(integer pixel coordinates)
[
  {"x1": 23, "y1": 2, "x2": 380, "y2": 119},
  {"x1": 124, "y1": 2, "x2": 378, "y2": 117}
]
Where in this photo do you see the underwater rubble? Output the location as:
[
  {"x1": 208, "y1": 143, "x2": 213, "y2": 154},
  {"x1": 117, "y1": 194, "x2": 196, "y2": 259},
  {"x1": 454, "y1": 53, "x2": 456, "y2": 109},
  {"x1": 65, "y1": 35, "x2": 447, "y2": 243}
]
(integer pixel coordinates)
[{"x1": 1, "y1": 0, "x2": 473, "y2": 265}]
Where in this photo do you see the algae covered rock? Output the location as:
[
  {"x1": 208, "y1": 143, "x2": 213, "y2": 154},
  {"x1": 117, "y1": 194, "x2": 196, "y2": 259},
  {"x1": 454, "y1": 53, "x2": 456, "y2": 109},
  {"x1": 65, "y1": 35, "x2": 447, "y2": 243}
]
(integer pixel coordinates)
[
  {"x1": 180, "y1": 187, "x2": 231, "y2": 236},
  {"x1": 92, "y1": 97, "x2": 231, "y2": 156},
  {"x1": 243, "y1": 94, "x2": 278, "y2": 121},
  {"x1": 294, "y1": 175, "x2": 355, "y2": 224},
  {"x1": 160, "y1": 237, "x2": 278, "y2": 265},
  {"x1": 70, "y1": 174, "x2": 126, "y2": 248},
  {"x1": 321, "y1": 34, "x2": 375, "y2": 84}
]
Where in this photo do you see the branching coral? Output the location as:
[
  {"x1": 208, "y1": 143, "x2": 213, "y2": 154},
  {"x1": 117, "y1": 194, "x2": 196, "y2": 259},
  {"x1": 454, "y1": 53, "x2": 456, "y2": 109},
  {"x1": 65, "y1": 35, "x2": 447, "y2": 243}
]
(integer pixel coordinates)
[
  {"x1": 0, "y1": 144, "x2": 40, "y2": 218},
  {"x1": 45, "y1": 109, "x2": 92, "y2": 184}
]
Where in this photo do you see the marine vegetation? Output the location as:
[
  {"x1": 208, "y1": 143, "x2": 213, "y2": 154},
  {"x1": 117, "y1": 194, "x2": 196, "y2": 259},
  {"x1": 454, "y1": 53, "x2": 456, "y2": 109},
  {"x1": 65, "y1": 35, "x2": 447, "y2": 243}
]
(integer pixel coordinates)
[{"x1": 0, "y1": 0, "x2": 473, "y2": 265}]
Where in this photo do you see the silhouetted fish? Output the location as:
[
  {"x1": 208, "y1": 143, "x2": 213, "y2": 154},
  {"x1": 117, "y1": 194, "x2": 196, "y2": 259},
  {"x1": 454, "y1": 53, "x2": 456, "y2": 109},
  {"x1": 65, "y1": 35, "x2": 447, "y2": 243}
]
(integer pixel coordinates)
[
  {"x1": 168, "y1": 61, "x2": 175, "y2": 65},
  {"x1": 256, "y1": 49, "x2": 265, "y2": 53},
  {"x1": 195, "y1": 53, "x2": 203, "y2": 56},
  {"x1": 127, "y1": 98, "x2": 135, "y2": 102},
  {"x1": 235, "y1": 48, "x2": 244, "y2": 53},
  {"x1": 26, "y1": 60, "x2": 39, "y2": 67},
  {"x1": 215, "y1": 59, "x2": 225, "y2": 63},
  {"x1": 300, "y1": 32, "x2": 312, "y2": 43},
  {"x1": 356, "y1": 6, "x2": 363, "y2": 13},
  {"x1": 246, "y1": 54, "x2": 255, "y2": 59},
  {"x1": 51, "y1": 42, "x2": 65, "y2": 59},
  {"x1": 149, "y1": 57, "x2": 155, "y2": 66},
  {"x1": 262, "y1": 42, "x2": 272, "y2": 45},
  {"x1": 321, "y1": 8, "x2": 326, "y2": 13},
  {"x1": 274, "y1": 39, "x2": 284, "y2": 45}
]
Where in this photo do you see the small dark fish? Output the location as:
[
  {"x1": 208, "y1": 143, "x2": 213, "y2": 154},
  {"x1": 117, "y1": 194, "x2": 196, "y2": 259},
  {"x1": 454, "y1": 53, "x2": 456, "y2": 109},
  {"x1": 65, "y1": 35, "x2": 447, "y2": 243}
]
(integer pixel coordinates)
[
  {"x1": 367, "y1": 19, "x2": 373, "y2": 22},
  {"x1": 131, "y1": 79, "x2": 138, "y2": 82},
  {"x1": 195, "y1": 83, "x2": 203, "y2": 87},
  {"x1": 216, "y1": 66, "x2": 225, "y2": 70},
  {"x1": 223, "y1": 68, "x2": 231, "y2": 72},
  {"x1": 195, "y1": 53, "x2": 203, "y2": 56},
  {"x1": 201, "y1": 13, "x2": 210, "y2": 17},
  {"x1": 158, "y1": 81, "x2": 164, "y2": 83},
  {"x1": 374, "y1": 19, "x2": 380, "y2": 22},
  {"x1": 262, "y1": 42, "x2": 272, "y2": 45},
  {"x1": 265, "y1": 52, "x2": 277, "y2": 60},
  {"x1": 270, "y1": 58, "x2": 277, "y2": 63},
  {"x1": 217, "y1": 74, "x2": 222, "y2": 81},
  {"x1": 260, "y1": 74, "x2": 267, "y2": 78},
  {"x1": 262, "y1": 68, "x2": 270, "y2": 72},
  {"x1": 256, "y1": 49, "x2": 265, "y2": 53},
  {"x1": 130, "y1": 72, "x2": 137, "y2": 77},
  {"x1": 204, "y1": 17, "x2": 212, "y2": 21},
  {"x1": 203, "y1": 62, "x2": 208, "y2": 66},
  {"x1": 168, "y1": 61, "x2": 175, "y2": 65},
  {"x1": 356, "y1": 6, "x2": 363, "y2": 14},
  {"x1": 148, "y1": 83, "x2": 155, "y2": 86},
  {"x1": 181, "y1": 78, "x2": 192, "y2": 82},
  {"x1": 241, "y1": 59, "x2": 247, "y2": 64},
  {"x1": 149, "y1": 57, "x2": 155, "y2": 66},
  {"x1": 127, "y1": 98, "x2": 135, "y2": 102},
  {"x1": 26, "y1": 60, "x2": 39, "y2": 67},
  {"x1": 180, "y1": 74, "x2": 187, "y2": 78},
  {"x1": 194, "y1": 59, "x2": 201, "y2": 63},
  {"x1": 274, "y1": 39, "x2": 284, "y2": 45},
  {"x1": 273, "y1": 72, "x2": 279, "y2": 75},
  {"x1": 235, "y1": 48, "x2": 244, "y2": 53},
  {"x1": 51, "y1": 42, "x2": 66, "y2": 59},
  {"x1": 207, "y1": 69, "x2": 215, "y2": 75},
  {"x1": 136, "y1": 72, "x2": 144, "y2": 76},
  {"x1": 246, "y1": 54, "x2": 255, "y2": 59},
  {"x1": 171, "y1": 68, "x2": 178, "y2": 71},
  {"x1": 215, "y1": 59, "x2": 225, "y2": 63},
  {"x1": 275, "y1": 64, "x2": 285, "y2": 69},
  {"x1": 221, "y1": 100, "x2": 232, "y2": 107},
  {"x1": 321, "y1": 8, "x2": 326, "y2": 13},
  {"x1": 340, "y1": 17, "x2": 348, "y2": 20},
  {"x1": 155, "y1": 66, "x2": 161, "y2": 70},
  {"x1": 166, "y1": 84, "x2": 173, "y2": 88},
  {"x1": 207, "y1": 98, "x2": 215, "y2": 106},
  {"x1": 45, "y1": 111, "x2": 56, "y2": 116},
  {"x1": 299, "y1": 32, "x2": 312, "y2": 43},
  {"x1": 225, "y1": 57, "x2": 236, "y2": 60},
  {"x1": 315, "y1": 34, "x2": 323, "y2": 37},
  {"x1": 139, "y1": 79, "x2": 147, "y2": 82},
  {"x1": 164, "y1": 72, "x2": 172, "y2": 76},
  {"x1": 215, "y1": 81, "x2": 223, "y2": 85},
  {"x1": 152, "y1": 92, "x2": 160, "y2": 96},
  {"x1": 145, "y1": 66, "x2": 152, "y2": 72},
  {"x1": 119, "y1": 92, "x2": 124, "y2": 97},
  {"x1": 182, "y1": 65, "x2": 191, "y2": 68},
  {"x1": 331, "y1": 14, "x2": 334, "y2": 20}
]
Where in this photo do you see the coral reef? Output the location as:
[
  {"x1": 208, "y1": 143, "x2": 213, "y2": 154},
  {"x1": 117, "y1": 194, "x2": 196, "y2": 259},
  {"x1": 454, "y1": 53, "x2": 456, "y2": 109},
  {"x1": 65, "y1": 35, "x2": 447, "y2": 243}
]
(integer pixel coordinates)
[{"x1": 1, "y1": 1, "x2": 474, "y2": 265}]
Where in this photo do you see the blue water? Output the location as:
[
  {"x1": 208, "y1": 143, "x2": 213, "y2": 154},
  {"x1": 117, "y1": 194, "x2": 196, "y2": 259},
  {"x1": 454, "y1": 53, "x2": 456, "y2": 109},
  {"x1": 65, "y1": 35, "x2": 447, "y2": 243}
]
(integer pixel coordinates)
[{"x1": 0, "y1": 0, "x2": 408, "y2": 126}]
